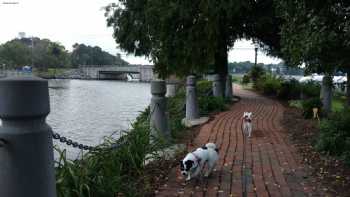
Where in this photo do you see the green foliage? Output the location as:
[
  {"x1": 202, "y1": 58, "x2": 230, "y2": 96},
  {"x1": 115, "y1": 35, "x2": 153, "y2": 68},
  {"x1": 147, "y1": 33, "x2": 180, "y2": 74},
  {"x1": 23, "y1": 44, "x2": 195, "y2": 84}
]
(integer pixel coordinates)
[
  {"x1": 167, "y1": 87, "x2": 186, "y2": 139},
  {"x1": 277, "y1": 79, "x2": 301, "y2": 100},
  {"x1": 0, "y1": 39, "x2": 31, "y2": 68},
  {"x1": 197, "y1": 80, "x2": 213, "y2": 96},
  {"x1": 254, "y1": 74, "x2": 282, "y2": 95},
  {"x1": 300, "y1": 81, "x2": 321, "y2": 98},
  {"x1": 249, "y1": 65, "x2": 265, "y2": 84},
  {"x1": 278, "y1": 0, "x2": 350, "y2": 73},
  {"x1": 228, "y1": 61, "x2": 304, "y2": 75},
  {"x1": 316, "y1": 109, "x2": 350, "y2": 164},
  {"x1": 301, "y1": 97, "x2": 323, "y2": 119},
  {"x1": 242, "y1": 74, "x2": 250, "y2": 84},
  {"x1": 55, "y1": 109, "x2": 165, "y2": 197},
  {"x1": 105, "y1": 0, "x2": 260, "y2": 77},
  {"x1": 198, "y1": 96, "x2": 226, "y2": 115},
  {"x1": 71, "y1": 43, "x2": 128, "y2": 67},
  {"x1": 0, "y1": 37, "x2": 128, "y2": 70}
]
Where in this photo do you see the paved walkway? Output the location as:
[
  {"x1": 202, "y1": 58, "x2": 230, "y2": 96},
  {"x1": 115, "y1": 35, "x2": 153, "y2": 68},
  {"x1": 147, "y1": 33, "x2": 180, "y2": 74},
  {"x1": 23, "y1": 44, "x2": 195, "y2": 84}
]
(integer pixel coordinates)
[{"x1": 156, "y1": 85, "x2": 318, "y2": 197}]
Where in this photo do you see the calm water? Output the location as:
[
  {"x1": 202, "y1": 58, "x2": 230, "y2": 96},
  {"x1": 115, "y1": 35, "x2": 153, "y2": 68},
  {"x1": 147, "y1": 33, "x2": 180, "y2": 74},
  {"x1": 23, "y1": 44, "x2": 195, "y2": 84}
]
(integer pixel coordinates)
[{"x1": 47, "y1": 79, "x2": 151, "y2": 159}]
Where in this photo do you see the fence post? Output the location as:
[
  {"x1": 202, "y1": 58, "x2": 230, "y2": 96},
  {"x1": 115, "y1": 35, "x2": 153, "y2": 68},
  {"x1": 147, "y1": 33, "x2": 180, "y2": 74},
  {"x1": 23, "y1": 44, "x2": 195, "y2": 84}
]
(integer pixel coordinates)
[
  {"x1": 213, "y1": 74, "x2": 223, "y2": 97},
  {"x1": 225, "y1": 74, "x2": 233, "y2": 99},
  {"x1": 0, "y1": 76, "x2": 56, "y2": 197},
  {"x1": 166, "y1": 81, "x2": 177, "y2": 98},
  {"x1": 185, "y1": 75, "x2": 199, "y2": 120},
  {"x1": 150, "y1": 80, "x2": 170, "y2": 141}
]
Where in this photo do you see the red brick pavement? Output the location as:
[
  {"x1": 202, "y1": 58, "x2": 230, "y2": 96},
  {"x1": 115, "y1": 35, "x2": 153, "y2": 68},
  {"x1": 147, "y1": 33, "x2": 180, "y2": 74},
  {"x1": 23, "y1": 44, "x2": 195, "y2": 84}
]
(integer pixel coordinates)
[{"x1": 156, "y1": 85, "x2": 319, "y2": 197}]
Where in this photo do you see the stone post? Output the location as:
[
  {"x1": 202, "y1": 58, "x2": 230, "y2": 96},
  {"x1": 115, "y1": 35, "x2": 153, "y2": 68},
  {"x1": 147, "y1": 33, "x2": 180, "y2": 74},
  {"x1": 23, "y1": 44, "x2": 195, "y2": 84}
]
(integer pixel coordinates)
[
  {"x1": 186, "y1": 75, "x2": 199, "y2": 120},
  {"x1": 0, "y1": 76, "x2": 56, "y2": 197},
  {"x1": 150, "y1": 80, "x2": 170, "y2": 140},
  {"x1": 225, "y1": 75, "x2": 233, "y2": 99},
  {"x1": 166, "y1": 82, "x2": 177, "y2": 97},
  {"x1": 213, "y1": 74, "x2": 223, "y2": 97}
]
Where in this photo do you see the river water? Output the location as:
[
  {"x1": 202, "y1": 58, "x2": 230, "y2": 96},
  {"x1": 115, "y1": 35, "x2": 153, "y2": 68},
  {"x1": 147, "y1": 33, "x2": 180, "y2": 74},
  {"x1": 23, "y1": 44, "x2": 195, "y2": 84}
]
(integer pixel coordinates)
[{"x1": 47, "y1": 79, "x2": 151, "y2": 159}]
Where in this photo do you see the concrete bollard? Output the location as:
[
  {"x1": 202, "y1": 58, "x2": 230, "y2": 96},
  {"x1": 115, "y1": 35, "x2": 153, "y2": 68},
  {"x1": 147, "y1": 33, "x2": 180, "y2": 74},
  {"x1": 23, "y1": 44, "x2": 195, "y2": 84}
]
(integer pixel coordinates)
[
  {"x1": 0, "y1": 76, "x2": 56, "y2": 197},
  {"x1": 212, "y1": 74, "x2": 223, "y2": 97},
  {"x1": 166, "y1": 82, "x2": 177, "y2": 97},
  {"x1": 150, "y1": 80, "x2": 170, "y2": 141},
  {"x1": 225, "y1": 75, "x2": 233, "y2": 99},
  {"x1": 185, "y1": 75, "x2": 199, "y2": 120}
]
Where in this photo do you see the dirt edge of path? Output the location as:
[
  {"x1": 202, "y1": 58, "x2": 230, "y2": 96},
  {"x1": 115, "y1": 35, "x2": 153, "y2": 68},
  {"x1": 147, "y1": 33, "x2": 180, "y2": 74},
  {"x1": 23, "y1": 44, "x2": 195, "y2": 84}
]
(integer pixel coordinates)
[{"x1": 281, "y1": 106, "x2": 350, "y2": 197}]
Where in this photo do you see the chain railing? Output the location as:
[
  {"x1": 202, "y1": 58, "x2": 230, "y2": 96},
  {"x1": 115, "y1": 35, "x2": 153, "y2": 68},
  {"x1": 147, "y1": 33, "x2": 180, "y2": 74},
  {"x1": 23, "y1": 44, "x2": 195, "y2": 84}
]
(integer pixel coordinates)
[
  {"x1": 52, "y1": 132, "x2": 95, "y2": 151},
  {"x1": 51, "y1": 103, "x2": 159, "y2": 152}
]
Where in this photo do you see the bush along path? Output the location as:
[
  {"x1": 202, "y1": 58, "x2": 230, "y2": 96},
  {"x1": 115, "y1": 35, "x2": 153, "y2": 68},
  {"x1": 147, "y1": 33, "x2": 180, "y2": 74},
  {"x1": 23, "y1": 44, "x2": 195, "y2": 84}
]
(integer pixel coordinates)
[{"x1": 156, "y1": 85, "x2": 324, "y2": 197}]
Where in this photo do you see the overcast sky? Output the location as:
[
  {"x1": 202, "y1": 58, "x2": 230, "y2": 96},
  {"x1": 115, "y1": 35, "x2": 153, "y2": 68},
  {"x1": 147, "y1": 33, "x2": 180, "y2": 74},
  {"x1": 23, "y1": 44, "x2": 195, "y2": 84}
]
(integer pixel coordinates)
[{"x1": 0, "y1": 0, "x2": 282, "y2": 65}]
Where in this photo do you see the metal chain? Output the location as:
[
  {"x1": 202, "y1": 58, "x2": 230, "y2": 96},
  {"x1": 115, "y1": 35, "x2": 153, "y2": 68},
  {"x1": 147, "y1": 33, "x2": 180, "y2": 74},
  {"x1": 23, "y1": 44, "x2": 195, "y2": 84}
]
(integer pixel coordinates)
[{"x1": 52, "y1": 132, "x2": 96, "y2": 151}]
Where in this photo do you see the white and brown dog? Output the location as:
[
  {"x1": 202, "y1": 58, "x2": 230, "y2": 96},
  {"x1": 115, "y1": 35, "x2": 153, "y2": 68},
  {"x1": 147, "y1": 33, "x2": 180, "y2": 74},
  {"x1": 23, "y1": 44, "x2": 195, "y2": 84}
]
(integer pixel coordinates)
[
  {"x1": 180, "y1": 143, "x2": 219, "y2": 181},
  {"x1": 243, "y1": 112, "x2": 253, "y2": 137}
]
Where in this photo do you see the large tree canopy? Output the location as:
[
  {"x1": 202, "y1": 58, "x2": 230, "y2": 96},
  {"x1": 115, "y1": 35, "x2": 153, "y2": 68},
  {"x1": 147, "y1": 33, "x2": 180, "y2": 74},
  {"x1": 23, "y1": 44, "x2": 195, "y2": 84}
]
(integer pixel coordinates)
[
  {"x1": 277, "y1": 0, "x2": 350, "y2": 113},
  {"x1": 106, "y1": 0, "x2": 252, "y2": 78},
  {"x1": 71, "y1": 43, "x2": 128, "y2": 67}
]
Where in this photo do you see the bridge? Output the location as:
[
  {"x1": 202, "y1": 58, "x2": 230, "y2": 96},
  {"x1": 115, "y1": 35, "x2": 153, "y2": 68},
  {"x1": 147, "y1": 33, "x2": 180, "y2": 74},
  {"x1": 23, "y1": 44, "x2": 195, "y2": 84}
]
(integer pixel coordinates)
[{"x1": 79, "y1": 64, "x2": 154, "y2": 81}]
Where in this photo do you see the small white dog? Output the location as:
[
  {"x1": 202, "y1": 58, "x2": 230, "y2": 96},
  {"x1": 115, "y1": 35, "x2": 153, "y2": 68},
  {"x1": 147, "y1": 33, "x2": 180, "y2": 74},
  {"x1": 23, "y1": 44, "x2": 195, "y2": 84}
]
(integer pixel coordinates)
[
  {"x1": 180, "y1": 143, "x2": 219, "y2": 181},
  {"x1": 243, "y1": 112, "x2": 253, "y2": 137}
]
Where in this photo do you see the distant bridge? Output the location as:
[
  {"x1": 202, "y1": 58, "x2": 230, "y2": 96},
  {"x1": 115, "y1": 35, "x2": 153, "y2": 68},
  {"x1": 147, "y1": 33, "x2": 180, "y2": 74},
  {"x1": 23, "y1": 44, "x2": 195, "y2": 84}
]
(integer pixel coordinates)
[{"x1": 79, "y1": 64, "x2": 154, "y2": 81}]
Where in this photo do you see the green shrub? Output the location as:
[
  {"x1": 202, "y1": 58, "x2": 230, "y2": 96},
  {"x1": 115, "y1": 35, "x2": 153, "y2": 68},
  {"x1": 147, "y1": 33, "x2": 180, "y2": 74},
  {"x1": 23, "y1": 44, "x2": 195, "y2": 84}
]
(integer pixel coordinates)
[
  {"x1": 301, "y1": 97, "x2": 323, "y2": 118},
  {"x1": 300, "y1": 81, "x2": 321, "y2": 98},
  {"x1": 254, "y1": 74, "x2": 282, "y2": 95},
  {"x1": 277, "y1": 79, "x2": 301, "y2": 100},
  {"x1": 198, "y1": 96, "x2": 226, "y2": 115},
  {"x1": 197, "y1": 80, "x2": 213, "y2": 96},
  {"x1": 249, "y1": 65, "x2": 265, "y2": 83},
  {"x1": 242, "y1": 74, "x2": 250, "y2": 84},
  {"x1": 167, "y1": 88, "x2": 186, "y2": 138},
  {"x1": 316, "y1": 109, "x2": 350, "y2": 164}
]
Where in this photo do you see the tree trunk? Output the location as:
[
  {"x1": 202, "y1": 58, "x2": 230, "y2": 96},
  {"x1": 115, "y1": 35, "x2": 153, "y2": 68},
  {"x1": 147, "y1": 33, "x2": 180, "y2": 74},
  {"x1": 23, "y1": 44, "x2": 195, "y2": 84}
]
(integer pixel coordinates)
[
  {"x1": 214, "y1": 27, "x2": 228, "y2": 98},
  {"x1": 321, "y1": 74, "x2": 333, "y2": 116}
]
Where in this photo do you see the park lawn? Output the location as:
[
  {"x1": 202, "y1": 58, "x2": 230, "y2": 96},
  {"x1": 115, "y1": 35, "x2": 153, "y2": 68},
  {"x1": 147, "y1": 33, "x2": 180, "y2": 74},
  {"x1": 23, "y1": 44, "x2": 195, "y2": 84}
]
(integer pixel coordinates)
[{"x1": 289, "y1": 96, "x2": 346, "y2": 112}]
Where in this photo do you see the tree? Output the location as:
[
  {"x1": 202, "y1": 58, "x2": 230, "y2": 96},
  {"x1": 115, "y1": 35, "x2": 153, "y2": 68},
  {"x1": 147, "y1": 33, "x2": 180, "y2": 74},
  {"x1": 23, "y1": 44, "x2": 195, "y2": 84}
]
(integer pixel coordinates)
[
  {"x1": 106, "y1": 0, "x2": 256, "y2": 99},
  {"x1": 0, "y1": 40, "x2": 31, "y2": 68},
  {"x1": 70, "y1": 43, "x2": 128, "y2": 67},
  {"x1": 277, "y1": 0, "x2": 350, "y2": 114}
]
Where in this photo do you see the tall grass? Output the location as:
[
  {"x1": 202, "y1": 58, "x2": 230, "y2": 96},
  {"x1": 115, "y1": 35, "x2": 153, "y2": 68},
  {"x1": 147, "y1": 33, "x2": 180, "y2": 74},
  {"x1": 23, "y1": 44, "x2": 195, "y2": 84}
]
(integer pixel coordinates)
[{"x1": 55, "y1": 109, "x2": 167, "y2": 197}]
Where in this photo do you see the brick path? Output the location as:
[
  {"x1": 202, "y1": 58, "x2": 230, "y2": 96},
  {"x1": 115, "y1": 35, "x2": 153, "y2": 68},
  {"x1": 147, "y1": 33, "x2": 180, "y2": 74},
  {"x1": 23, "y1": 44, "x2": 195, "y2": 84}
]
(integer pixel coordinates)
[{"x1": 156, "y1": 85, "x2": 318, "y2": 197}]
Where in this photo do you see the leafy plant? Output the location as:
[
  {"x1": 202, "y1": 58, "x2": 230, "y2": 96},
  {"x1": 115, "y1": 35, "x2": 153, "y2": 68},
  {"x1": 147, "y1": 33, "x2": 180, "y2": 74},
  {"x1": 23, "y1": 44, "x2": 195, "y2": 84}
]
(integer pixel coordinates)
[
  {"x1": 242, "y1": 74, "x2": 250, "y2": 84},
  {"x1": 249, "y1": 65, "x2": 265, "y2": 84},
  {"x1": 300, "y1": 81, "x2": 321, "y2": 98},
  {"x1": 316, "y1": 109, "x2": 350, "y2": 164},
  {"x1": 277, "y1": 79, "x2": 301, "y2": 100}
]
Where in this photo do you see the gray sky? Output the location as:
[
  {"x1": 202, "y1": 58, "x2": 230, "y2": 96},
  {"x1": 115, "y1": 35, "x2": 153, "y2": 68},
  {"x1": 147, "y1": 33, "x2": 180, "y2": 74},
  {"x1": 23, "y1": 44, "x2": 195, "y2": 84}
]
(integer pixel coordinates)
[{"x1": 0, "y1": 0, "x2": 282, "y2": 65}]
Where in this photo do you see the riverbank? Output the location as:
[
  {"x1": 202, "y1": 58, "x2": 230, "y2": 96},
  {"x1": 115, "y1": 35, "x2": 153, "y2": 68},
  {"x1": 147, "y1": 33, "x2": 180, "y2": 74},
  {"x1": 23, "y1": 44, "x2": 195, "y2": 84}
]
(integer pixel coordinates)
[{"x1": 54, "y1": 79, "x2": 231, "y2": 196}]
